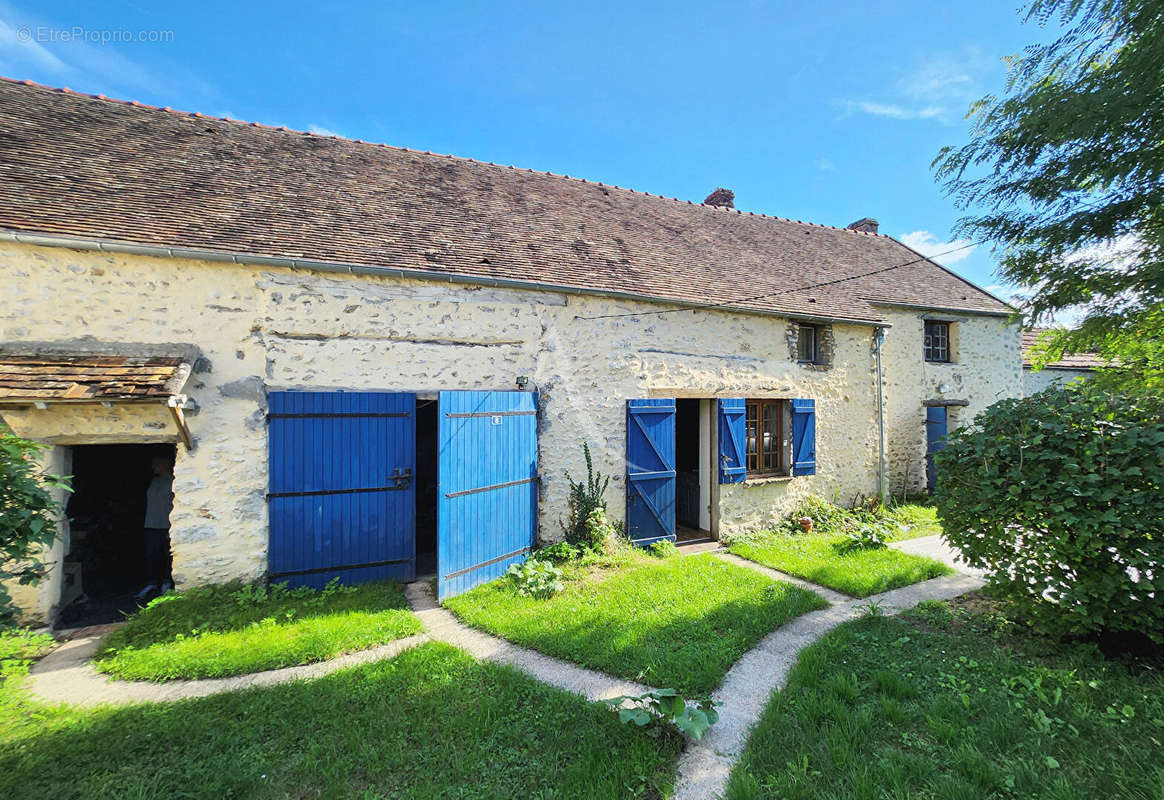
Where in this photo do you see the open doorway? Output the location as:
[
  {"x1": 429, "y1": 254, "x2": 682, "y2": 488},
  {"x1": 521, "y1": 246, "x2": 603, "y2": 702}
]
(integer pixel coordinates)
[
  {"x1": 675, "y1": 398, "x2": 712, "y2": 541},
  {"x1": 57, "y1": 443, "x2": 176, "y2": 628},
  {"x1": 415, "y1": 399, "x2": 439, "y2": 577}
]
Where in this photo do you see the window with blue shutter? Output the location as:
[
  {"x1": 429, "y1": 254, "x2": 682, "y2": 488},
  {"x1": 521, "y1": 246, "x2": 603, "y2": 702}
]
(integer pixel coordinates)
[
  {"x1": 790, "y1": 399, "x2": 816, "y2": 476},
  {"x1": 718, "y1": 398, "x2": 746, "y2": 483}
]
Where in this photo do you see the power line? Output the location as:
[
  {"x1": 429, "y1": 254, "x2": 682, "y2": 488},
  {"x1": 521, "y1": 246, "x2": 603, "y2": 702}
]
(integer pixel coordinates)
[{"x1": 574, "y1": 241, "x2": 980, "y2": 321}]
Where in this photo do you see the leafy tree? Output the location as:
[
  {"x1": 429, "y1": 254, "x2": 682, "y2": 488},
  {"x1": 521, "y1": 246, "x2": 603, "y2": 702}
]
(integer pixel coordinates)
[
  {"x1": 0, "y1": 432, "x2": 70, "y2": 621},
  {"x1": 934, "y1": 384, "x2": 1163, "y2": 644},
  {"x1": 934, "y1": 0, "x2": 1164, "y2": 357}
]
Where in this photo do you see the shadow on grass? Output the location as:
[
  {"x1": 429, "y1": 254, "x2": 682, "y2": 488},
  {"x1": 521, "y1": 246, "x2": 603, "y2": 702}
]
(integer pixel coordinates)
[
  {"x1": 2, "y1": 642, "x2": 681, "y2": 800},
  {"x1": 448, "y1": 556, "x2": 828, "y2": 695}
]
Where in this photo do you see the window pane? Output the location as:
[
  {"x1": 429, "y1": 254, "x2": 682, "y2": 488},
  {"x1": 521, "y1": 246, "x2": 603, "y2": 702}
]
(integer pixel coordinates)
[
  {"x1": 745, "y1": 402, "x2": 758, "y2": 470},
  {"x1": 762, "y1": 404, "x2": 780, "y2": 469},
  {"x1": 797, "y1": 325, "x2": 815, "y2": 362}
]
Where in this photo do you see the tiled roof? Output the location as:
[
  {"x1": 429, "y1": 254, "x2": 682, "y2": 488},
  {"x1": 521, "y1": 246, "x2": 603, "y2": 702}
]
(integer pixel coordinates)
[
  {"x1": 1022, "y1": 329, "x2": 1104, "y2": 370},
  {"x1": 0, "y1": 355, "x2": 191, "y2": 402},
  {"x1": 0, "y1": 78, "x2": 1013, "y2": 324}
]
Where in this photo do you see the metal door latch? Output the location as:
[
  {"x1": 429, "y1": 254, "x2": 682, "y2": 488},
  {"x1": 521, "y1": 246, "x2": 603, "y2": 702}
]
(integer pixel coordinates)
[{"x1": 389, "y1": 467, "x2": 412, "y2": 490}]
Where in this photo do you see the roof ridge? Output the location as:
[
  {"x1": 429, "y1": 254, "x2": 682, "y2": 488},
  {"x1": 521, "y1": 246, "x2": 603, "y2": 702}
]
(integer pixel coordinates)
[{"x1": 0, "y1": 75, "x2": 884, "y2": 238}]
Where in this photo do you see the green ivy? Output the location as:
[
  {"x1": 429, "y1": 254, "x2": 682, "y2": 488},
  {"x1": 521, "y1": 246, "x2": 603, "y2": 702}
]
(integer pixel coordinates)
[{"x1": 934, "y1": 384, "x2": 1164, "y2": 643}]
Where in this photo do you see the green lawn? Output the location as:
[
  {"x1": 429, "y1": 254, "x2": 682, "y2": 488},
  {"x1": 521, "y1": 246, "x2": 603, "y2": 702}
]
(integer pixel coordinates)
[
  {"x1": 885, "y1": 502, "x2": 944, "y2": 541},
  {"x1": 1, "y1": 632, "x2": 680, "y2": 799},
  {"x1": 94, "y1": 580, "x2": 422, "y2": 681},
  {"x1": 727, "y1": 597, "x2": 1164, "y2": 800},
  {"x1": 729, "y1": 534, "x2": 952, "y2": 597},
  {"x1": 444, "y1": 552, "x2": 827, "y2": 696}
]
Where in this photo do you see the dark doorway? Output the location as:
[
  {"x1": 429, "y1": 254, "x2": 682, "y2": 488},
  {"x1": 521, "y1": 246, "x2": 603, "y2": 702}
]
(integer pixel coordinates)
[
  {"x1": 675, "y1": 399, "x2": 703, "y2": 532},
  {"x1": 58, "y1": 443, "x2": 176, "y2": 628},
  {"x1": 415, "y1": 399, "x2": 439, "y2": 577}
]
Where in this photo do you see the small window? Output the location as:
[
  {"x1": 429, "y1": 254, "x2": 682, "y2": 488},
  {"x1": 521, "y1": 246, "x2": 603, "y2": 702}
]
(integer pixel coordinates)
[
  {"x1": 745, "y1": 399, "x2": 785, "y2": 474},
  {"x1": 796, "y1": 324, "x2": 818, "y2": 363},
  {"x1": 924, "y1": 321, "x2": 951, "y2": 363}
]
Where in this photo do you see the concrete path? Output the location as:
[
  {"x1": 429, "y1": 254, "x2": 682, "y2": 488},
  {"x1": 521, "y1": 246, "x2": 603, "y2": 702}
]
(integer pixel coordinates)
[
  {"x1": 714, "y1": 551, "x2": 852, "y2": 604},
  {"x1": 24, "y1": 544, "x2": 985, "y2": 800},
  {"x1": 891, "y1": 534, "x2": 986, "y2": 579},
  {"x1": 26, "y1": 631, "x2": 429, "y2": 707},
  {"x1": 26, "y1": 582, "x2": 652, "y2": 709},
  {"x1": 403, "y1": 581, "x2": 653, "y2": 702},
  {"x1": 673, "y1": 552, "x2": 983, "y2": 800}
]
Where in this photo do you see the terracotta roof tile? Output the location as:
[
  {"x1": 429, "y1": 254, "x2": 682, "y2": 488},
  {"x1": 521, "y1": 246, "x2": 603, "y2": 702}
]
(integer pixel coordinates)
[
  {"x1": 0, "y1": 355, "x2": 190, "y2": 402},
  {"x1": 0, "y1": 78, "x2": 1013, "y2": 323},
  {"x1": 1022, "y1": 329, "x2": 1104, "y2": 370}
]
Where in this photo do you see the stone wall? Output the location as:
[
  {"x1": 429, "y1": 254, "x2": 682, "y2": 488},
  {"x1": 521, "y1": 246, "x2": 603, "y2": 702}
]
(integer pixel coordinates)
[
  {"x1": 1023, "y1": 366, "x2": 1092, "y2": 396},
  {"x1": 878, "y1": 308, "x2": 1023, "y2": 497},
  {"x1": 0, "y1": 242, "x2": 1019, "y2": 617}
]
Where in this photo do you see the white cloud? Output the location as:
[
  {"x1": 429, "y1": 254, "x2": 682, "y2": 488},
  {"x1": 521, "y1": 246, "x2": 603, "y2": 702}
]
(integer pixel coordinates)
[
  {"x1": 843, "y1": 101, "x2": 946, "y2": 121},
  {"x1": 813, "y1": 157, "x2": 836, "y2": 172},
  {"x1": 899, "y1": 230, "x2": 977, "y2": 265},
  {"x1": 308, "y1": 124, "x2": 344, "y2": 138},
  {"x1": 0, "y1": 17, "x2": 66, "y2": 72},
  {"x1": 0, "y1": 1, "x2": 195, "y2": 98},
  {"x1": 838, "y1": 49, "x2": 987, "y2": 126}
]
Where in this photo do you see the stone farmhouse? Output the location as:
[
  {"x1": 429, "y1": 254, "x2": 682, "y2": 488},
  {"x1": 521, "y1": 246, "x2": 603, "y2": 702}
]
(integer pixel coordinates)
[{"x1": 0, "y1": 79, "x2": 1020, "y2": 623}]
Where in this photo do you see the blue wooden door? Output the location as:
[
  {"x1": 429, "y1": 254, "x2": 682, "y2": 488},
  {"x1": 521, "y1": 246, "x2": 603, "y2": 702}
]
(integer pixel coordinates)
[
  {"x1": 626, "y1": 399, "x2": 676, "y2": 546},
  {"x1": 268, "y1": 391, "x2": 416, "y2": 588},
  {"x1": 437, "y1": 391, "x2": 538, "y2": 600},
  {"x1": 925, "y1": 405, "x2": 948, "y2": 491}
]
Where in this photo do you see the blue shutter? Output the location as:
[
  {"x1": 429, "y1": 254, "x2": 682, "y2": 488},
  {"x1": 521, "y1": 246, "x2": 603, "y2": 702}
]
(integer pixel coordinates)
[
  {"x1": 718, "y1": 398, "x2": 746, "y2": 484},
  {"x1": 791, "y1": 398, "x2": 816, "y2": 476},
  {"x1": 268, "y1": 391, "x2": 416, "y2": 588},
  {"x1": 925, "y1": 405, "x2": 948, "y2": 491},
  {"x1": 437, "y1": 391, "x2": 538, "y2": 601},
  {"x1": 625, "y1": 399, "x2": 676, "y2": 546}
]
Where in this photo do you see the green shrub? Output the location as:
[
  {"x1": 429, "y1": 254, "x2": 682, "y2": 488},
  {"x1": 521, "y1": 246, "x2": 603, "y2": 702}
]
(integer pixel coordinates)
[
  {"x1": 0, "y1": 433, "x2": 71, "y2": 622},
  {"x1": 607, "y1": 689, "x2": 719, "y2": 740},
  {"x1": 560, "y1": 443, "x2": 611, "y2": 547},
  {"x1": 647, "y1": 539, "x2": 679, "y2": 558},
  {"x1": 935, "y1": 384, "x2": 1164, "y2": 643},
  {"x1": 505, "y1": 559, "x2": 564, "y2": 599},
  {"x1": 838, "y1": 522, "x2": 888, "y2": 553},
  {"x1": 535, "y1": 541, "x2": 581, "y2": 564},
  {"x1": 787, "y1": 494, "x2": 849, "y2": 533}
]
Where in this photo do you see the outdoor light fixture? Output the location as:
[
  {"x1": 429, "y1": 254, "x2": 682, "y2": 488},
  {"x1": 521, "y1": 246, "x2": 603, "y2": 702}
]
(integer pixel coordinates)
[
  {"x1": 515, "y1": 375, "x2": 529, "y2": 389},
  {"x1": 938, "y1": 383, "x2": 950, "y2": 394}
]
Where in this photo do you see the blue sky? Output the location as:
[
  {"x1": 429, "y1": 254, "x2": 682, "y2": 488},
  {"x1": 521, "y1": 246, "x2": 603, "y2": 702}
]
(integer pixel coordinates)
[{"x1": 0, "y1": 1, "x2": 1058, "y2": 302}]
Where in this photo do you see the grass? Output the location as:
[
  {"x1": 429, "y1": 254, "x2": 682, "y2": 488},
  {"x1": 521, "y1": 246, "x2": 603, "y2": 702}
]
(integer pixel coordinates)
[
  {"x1": 94, "y1": 580, "x2": 423, "y2": 681},
  {"x1": 0, "y1": 631, "x2": 681, "y2": 800},
  {"x1": 444, "y1": 551, "x2": 828, "y2": 696},
  {"x1": 727, "y1": 596, "x2": 1164, "y2": 800},
  {"x1": 884, "y1": 502, "x2": 944, "y2": 542},
  {"x1": 729, "y1": 534, "x2": 952, "y2": 597}
]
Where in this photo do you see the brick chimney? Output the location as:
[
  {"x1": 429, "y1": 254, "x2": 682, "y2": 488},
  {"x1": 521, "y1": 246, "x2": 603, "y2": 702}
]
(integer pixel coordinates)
[
  {"x1": 847, "y1": 217, "x2": 879, "y2": 234},
  {"x1": 703, "y1": 188, "x2": 735, "y2": 208}
]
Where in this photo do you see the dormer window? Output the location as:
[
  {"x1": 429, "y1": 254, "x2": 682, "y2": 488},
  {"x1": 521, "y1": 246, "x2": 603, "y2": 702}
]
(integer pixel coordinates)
[{"x1": 924, "y1": 321, "x2": 951, "y2": 363}]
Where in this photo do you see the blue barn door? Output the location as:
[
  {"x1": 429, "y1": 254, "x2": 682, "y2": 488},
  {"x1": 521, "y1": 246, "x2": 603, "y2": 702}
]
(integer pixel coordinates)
[
  {"x1": 626, "y1": 399, "x2": 676, "y2": 546},
  {"x1": 437, "y1": 391, "x2": 538, "y2": 601},
  {"x1": 268, "y1": 391, "x2": 416, "y2": 588},
  {"x1": 925, "y1": 405, "x2": 948, "y2": 491}
]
